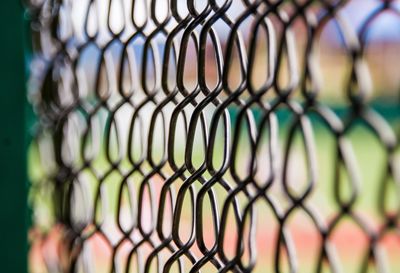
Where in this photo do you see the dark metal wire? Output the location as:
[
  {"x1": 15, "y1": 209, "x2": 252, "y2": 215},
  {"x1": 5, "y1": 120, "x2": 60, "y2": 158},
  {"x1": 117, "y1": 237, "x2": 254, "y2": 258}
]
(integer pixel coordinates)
[{"x1": 26, "y1": 0, "x2": 400, "y2": 272}]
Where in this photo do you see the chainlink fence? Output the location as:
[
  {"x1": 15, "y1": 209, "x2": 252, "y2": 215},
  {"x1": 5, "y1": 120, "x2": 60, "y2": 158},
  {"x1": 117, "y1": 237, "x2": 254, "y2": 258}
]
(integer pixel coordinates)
[{"x1": 26, "y1": 0, "x2": 400, "y2": 272}]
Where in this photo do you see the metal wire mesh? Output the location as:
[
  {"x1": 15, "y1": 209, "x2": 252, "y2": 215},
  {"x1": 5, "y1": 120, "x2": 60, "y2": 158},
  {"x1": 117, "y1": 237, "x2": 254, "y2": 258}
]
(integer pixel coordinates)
[{"x1": 26, "y1": 0, "x2": 400, "y2": 272}]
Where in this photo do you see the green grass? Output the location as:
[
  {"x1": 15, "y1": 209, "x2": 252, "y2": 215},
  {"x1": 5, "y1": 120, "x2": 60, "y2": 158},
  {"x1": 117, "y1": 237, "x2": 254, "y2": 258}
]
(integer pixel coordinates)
[{"x1": 28, "y1": 102, "x2": 400, "y2": 273}]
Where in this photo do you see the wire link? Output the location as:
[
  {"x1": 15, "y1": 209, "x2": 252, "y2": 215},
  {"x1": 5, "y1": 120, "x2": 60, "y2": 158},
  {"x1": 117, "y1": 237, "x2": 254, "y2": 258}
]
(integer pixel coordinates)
[{"x1": 26, "y1": 0, "x2": 400, "y2": 272}]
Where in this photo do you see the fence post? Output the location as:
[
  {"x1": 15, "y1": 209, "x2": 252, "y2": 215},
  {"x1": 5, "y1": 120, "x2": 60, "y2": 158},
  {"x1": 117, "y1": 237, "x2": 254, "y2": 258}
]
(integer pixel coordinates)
[{"x1": 0, "y1": 1, "x2": 28, "y2": 272}]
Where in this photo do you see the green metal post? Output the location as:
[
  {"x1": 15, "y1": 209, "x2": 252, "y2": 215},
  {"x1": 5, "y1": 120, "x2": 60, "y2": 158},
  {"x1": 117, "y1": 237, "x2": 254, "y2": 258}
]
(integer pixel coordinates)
[{"x1": 0, "y1": 1, "x2": 28, "y2": 272}]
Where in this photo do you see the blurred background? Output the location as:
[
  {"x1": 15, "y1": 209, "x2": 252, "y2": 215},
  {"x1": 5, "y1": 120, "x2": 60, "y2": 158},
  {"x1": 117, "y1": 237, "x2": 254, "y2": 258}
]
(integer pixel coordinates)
[{"x1": 27, "y1": 0, "x2": 400, "y2": 272}]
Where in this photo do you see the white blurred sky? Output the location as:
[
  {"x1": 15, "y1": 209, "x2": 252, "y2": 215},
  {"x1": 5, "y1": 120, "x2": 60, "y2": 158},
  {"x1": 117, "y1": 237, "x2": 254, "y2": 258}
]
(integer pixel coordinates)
[
  {"x1": 70, "y1": 0, "x2": 400, "y2": 43},
  {"x1": 340, "y1": 0, "x2": 400, "y2": 41}
]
